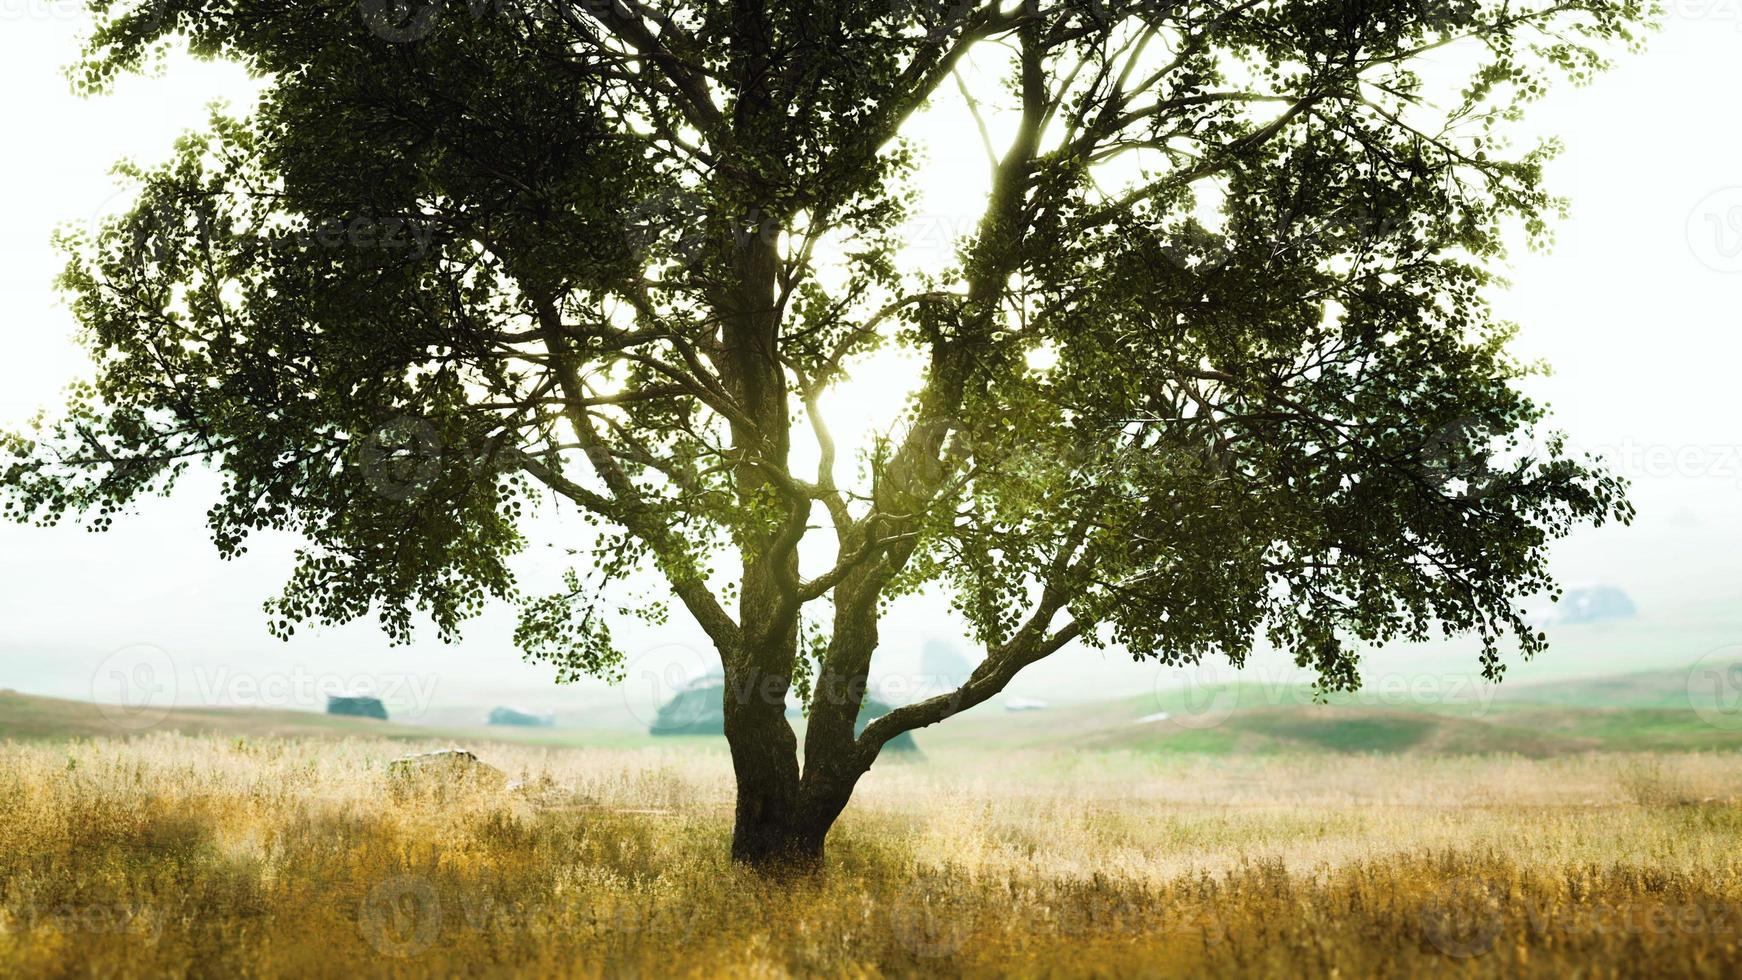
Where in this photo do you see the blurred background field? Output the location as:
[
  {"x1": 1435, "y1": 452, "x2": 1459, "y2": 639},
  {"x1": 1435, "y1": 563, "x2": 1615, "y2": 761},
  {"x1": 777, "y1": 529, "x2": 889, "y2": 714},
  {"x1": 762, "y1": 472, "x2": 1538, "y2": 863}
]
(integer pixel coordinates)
[{"x1": 7, "y1": 629, "x2": 1742, "y2": 757}]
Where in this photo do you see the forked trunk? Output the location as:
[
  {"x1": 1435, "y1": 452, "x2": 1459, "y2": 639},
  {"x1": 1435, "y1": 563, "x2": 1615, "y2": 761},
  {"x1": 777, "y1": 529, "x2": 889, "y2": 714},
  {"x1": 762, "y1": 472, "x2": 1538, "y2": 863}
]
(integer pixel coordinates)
[{"x1": 720, "y1": 666, "x2": 870, "y2": 872}]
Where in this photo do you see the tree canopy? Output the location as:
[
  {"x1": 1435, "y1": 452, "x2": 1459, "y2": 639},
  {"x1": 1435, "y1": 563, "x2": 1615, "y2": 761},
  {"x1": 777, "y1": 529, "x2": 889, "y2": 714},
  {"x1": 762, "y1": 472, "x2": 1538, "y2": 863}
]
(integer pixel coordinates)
[{"x1": 3, "y1": 0, "x2": 1643, "y2": 863}]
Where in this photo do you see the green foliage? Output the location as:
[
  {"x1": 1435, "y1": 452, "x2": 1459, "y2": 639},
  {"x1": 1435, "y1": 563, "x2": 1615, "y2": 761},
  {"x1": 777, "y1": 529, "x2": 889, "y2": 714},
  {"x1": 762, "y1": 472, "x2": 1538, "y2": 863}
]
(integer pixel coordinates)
[{"x1": 4, "y1": 1, "x2": 1646, "y2": 714}]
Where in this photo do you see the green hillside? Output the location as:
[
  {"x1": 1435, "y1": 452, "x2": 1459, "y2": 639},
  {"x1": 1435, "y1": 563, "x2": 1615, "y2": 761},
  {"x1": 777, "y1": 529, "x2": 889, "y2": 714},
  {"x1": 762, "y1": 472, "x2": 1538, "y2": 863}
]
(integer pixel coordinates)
[
  {"x1": 6, "y1": 655, "x2": 1740, "y2": 760},
  {"x1": 920, "y1": 659, "x2": 1742, "y2": 757},
  {"x1": 0, "y1": 689, "x2": 699, "y2": 749},
  {"x1": 0, "y1": 689, "x2": 452, "y2": 742},
  {"x1": 1492, "y1": 662, "x2": 1725, "y2": 710}
]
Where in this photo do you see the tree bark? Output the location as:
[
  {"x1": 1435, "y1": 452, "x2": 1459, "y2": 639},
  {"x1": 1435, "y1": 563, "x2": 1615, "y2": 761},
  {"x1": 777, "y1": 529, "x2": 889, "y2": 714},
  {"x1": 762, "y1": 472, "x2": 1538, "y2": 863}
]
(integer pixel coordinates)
[
  {"x1": 721, "y1": 632, "x2": 878, "y2": 872},
  {"x1": 721, "y1": 651, "x2": 875, "y2": 872},
  {"x1": 721, "y1": 670, "x2": 816, "y2": 868}
]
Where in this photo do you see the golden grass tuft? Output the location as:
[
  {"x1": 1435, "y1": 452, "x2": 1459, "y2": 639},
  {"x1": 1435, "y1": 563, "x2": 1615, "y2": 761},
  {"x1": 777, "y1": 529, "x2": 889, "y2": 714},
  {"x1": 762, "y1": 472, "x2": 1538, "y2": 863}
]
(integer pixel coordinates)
[{"x1": 2, "y1": 735, "x2": 1740, "y2": 977}]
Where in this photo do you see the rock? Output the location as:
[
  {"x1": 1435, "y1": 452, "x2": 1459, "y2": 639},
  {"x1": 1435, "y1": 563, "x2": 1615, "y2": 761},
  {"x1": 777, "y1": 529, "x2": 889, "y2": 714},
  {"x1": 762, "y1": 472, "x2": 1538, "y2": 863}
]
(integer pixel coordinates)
[
  {"x1": 487, "y1": 706, "x2": 555, "y2": 727},
  {"x1": 650, "y1": 676, "x2": 921, "y2": 753},
  {"x1": 328, "y1": 695, "x2": 388, "y2": 720},
  {"x1": 650, "y1": 673, "x2": 727, "y2": 735},
  {"x1": 1539, "y1": 586, "x2": 1638, "y2": 626},
  {"x1": 921, "y1": 639, "x2": 974, "y2": 688},
  {"x1": 388, "y1": 748, "x2": 506, "y2": 788},
  {"x1": 506, "y1": 773, "x2": 593, "y2": 809}
]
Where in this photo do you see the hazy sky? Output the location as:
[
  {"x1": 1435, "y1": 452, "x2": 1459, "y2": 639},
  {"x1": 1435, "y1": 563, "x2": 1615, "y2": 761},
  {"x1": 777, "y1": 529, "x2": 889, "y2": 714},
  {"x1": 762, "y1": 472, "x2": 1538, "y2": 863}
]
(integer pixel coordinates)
[{"x1": 1, "y1": 8, "x2": 1738, "y2": 720}]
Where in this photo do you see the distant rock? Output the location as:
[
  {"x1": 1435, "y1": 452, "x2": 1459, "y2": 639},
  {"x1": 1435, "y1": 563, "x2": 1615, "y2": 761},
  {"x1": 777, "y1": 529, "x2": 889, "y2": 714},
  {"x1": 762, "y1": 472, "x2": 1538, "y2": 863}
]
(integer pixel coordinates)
[
  {"x1": 650, "y1": 673, "x2": 727, "y2": 735},
  {"x1": 921, "y1": 639, "x2": 974, "y2": 688},
  {"x1": 388, "y1": 748, "x2": 505, "y2": 788},
  {"x1": 1005, "y1": 697, "x2": 1050, "y2": 712},
  {"x1": 853, "y1": 697, "x2": 921, "y2": 755},
  {"x1": 650, "y1": 674, "x2": 919, "y2": 753},
  {"x1": 327, "y1": 695, "x2": 388, "y2": 720},
  {"x1": 1542, "y1": 586, "x2": 1638, "y2": 626},
  {"x1": 487, "y1": 706, "x2": 555, "y2": 728}
]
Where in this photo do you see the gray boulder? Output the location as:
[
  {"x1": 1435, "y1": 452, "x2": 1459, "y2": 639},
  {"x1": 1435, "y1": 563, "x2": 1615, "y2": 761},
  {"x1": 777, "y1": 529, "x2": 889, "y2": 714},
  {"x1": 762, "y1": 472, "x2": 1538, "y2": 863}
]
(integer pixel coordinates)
[
  {"x1": 487, "y1": 706, "x2": 555, "y2": 728},
  {"x1": 388, "y1": 748, "x2": 506, "y2": 789},
  {"x1": 327, "y1": 695, "x2": 388, "y2": 720},
  {"x1": 1550, "y1": 586, "x2": 1638, "y2": 625}
]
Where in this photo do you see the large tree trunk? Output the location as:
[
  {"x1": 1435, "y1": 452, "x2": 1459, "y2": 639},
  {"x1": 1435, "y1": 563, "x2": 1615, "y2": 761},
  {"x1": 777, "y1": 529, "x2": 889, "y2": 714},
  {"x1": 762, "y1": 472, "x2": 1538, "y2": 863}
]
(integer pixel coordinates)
[
  {"x1": 724, "y1": 748, "x2": 865, "y2": 871},
  {"x1": 721, "y1": 663, "x2": 820, "y2": 868},
  {"x1": 721, "y1": 655, "x2": 872, "y2": 872}
]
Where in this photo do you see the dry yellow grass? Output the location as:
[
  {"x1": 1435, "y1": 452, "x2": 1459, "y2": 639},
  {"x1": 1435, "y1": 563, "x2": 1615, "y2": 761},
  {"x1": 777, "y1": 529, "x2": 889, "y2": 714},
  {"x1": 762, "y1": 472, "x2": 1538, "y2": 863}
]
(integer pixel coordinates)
[{"x1": 2, "y1": 734, "x2": 1740, "y2": 977}]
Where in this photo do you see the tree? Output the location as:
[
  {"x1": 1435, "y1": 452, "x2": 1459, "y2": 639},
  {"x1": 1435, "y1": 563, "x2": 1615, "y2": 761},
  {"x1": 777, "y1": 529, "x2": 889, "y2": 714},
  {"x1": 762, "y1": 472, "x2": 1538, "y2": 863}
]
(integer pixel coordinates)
[{"x1": 4, "y1": 0, "x2": 1642, "y2": 869}]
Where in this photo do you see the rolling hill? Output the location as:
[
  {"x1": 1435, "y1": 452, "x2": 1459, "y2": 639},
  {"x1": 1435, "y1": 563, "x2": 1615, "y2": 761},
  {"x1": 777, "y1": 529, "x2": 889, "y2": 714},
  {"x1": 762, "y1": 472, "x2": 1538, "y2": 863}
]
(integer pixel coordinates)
[
  {"x1": 0, "y1": 689, "x2": 702, "y2": 749},
  {"x1": 3, "y1": 657, "x2": 1738, "y2": 759},
  {"x1": 920, "y1": 659, "x2": 1742, "y2": 757}
]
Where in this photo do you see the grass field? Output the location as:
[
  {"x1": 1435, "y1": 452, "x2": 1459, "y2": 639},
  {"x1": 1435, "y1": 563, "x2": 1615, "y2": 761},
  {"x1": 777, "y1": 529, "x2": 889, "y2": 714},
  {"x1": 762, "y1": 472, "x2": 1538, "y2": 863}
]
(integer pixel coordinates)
[
  {"x1": 4, "y1": 658, "x2": 1740, "y2": 977},
  {"x1": 2, "y1": 730, "x2": 1741, "y2": 977}
]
